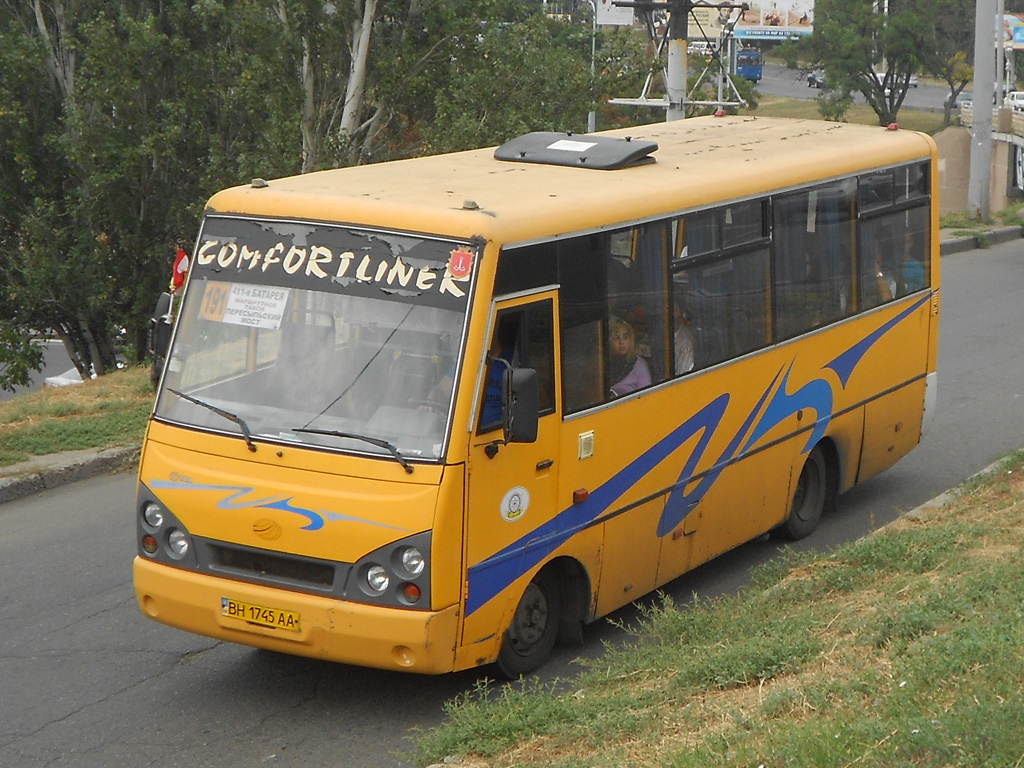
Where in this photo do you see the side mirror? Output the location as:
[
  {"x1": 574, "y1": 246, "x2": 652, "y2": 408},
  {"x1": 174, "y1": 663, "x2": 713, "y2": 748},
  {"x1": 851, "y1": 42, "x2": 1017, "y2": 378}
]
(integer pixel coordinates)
[
  {"x1": 502, "y1": 367, "x2": 539, "y2": 444},
  {"x1": 149, "y1": 292, "x2": 174, "y2": 390}
]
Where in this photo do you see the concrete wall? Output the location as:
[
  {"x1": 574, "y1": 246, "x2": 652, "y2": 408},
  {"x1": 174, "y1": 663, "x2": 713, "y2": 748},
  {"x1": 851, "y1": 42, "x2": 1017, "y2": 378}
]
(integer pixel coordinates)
[
  {"x1": 934, "y1": 126, "x2": 969, "y2": 215},
  {"x1": 934, "y1": 113, "x2": 1018, "y2": 215}
]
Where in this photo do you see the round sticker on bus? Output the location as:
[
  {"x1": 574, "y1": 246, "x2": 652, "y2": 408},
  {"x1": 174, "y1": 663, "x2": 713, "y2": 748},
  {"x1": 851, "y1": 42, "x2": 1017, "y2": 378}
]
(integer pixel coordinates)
[{"x1": 500, "y1": 486, "x2": 530, "y2": 521}]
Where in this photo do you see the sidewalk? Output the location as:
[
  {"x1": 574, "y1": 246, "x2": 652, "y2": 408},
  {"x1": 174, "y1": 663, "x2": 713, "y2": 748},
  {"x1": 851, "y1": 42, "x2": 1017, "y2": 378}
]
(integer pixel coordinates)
[{"x1": 0, "y1": 226, "x2": 1021, "y2": 507}]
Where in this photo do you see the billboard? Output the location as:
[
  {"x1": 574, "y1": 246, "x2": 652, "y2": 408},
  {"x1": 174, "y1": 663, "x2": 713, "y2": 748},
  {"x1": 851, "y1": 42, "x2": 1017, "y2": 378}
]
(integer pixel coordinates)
[
  {"x1": 1003, "y1": 14, "x2": 1024, "y2": 50},
  {"x1": 690, "y1": 1, "x2": 814, "y2": 40}
]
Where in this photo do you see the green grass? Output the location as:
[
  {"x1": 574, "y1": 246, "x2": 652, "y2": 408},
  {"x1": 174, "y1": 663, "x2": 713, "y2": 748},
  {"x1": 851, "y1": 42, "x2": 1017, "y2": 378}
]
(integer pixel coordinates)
[
  {"x1": 747, "y1": 94, "x2": 948, "y2": 135},
  {"x1": 0, "y1": 365, "x2": 153, "y2": 467},
  {"x1": 412, "y1": 451, "x2": 1024, "y2": 768}
]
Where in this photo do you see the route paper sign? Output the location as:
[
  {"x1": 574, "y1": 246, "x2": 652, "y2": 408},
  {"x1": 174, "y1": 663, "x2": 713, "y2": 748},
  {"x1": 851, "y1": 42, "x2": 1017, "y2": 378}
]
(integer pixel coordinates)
[{"x1": 199, "y1": 281, "x2": 290, "y2": 330}]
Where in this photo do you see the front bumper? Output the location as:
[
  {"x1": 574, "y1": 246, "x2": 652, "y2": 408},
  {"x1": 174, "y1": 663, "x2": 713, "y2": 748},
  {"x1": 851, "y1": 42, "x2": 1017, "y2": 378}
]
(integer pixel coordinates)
[{"x1": 134, "y1": 557, "x2": 459, "y2": 674}]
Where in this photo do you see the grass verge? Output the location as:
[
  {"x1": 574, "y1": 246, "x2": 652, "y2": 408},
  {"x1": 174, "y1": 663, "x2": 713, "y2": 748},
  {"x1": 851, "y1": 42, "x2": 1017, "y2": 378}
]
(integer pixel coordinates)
[
  {"x1": 413, "y1": 451, "x2": 1024, "y2": 768},
  {"x1": 746, "y1": 95, "x2": 948, "y2": 135},
  {"x1": 0, "y1": 366, "x2": 153, "y2": 468}
]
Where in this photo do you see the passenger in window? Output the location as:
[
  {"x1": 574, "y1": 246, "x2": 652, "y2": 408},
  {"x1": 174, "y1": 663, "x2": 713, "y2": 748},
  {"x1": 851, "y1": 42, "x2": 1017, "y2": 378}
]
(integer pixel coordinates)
[
  {"x1": 899, "y1": 236, "x2": 926, "y2": 295},
  {"x1": 673, "y1": 299, "x2": 695, "y2": 375},
  {"x1": 874, "y1": 243, "x2": 895, "y2": 303},
  {"x1": 608, "y1": 317, "x2": 651, "y2": 397}
]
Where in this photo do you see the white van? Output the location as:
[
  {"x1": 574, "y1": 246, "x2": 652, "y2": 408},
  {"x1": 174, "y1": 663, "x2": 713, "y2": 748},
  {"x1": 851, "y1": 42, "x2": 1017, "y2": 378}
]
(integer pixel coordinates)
[{"x1": 1006, "y1": 91, "x2": 1024, "y2": 112}]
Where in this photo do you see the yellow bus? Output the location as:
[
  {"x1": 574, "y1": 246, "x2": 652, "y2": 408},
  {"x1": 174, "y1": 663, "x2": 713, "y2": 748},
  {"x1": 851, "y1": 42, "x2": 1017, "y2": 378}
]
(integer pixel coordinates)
[{"x1": 134, "y1": 116, "x2": 939, "y2": 676}]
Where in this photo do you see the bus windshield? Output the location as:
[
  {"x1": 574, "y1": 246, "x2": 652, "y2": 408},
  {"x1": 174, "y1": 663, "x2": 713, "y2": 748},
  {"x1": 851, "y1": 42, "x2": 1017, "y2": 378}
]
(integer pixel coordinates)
[{"x1": 154, "y1": 216, "x2": 475, "y2": 463}]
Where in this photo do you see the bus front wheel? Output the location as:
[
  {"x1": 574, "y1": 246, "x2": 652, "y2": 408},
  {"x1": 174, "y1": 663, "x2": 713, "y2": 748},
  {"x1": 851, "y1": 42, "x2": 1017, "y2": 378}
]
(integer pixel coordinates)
[
  {"x1": 780, "y1": 446, "x2": 829, "y2": 540},
  {"x1": 497, "y1": 570, "x2": 561, "y2": 678}
]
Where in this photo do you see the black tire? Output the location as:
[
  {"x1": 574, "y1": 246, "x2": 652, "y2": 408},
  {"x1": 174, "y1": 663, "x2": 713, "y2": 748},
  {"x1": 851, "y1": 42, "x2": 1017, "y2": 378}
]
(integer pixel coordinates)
[
  {"x1": 496, "y1": 570, "x2": 561, "y2": 678},
  {"x1": 780, "y1": 446, "x2": 828, "y2": 540}
]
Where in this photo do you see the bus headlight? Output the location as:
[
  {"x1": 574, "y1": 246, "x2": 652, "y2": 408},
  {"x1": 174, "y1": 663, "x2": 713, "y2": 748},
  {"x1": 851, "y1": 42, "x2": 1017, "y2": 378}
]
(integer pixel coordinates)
[
  {"x1": 167, "y1": 528, "x2": 191, "y2": 559},
  {"x1": 143, "y1": 502, "x2": 165, "y2": 529},
  {"x1": 399, "y1": 547, "x2": 425, "y2": 577},
  {"x1": 365, "y1": 565, "x2": 390, "y2": 594}
]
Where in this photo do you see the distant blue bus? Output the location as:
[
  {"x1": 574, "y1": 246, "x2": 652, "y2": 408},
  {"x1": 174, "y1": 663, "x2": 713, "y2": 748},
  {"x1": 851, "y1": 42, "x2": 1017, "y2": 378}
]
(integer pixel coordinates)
[{"x1": 736, "y1": 50, "x2": 763, "y2": 82}]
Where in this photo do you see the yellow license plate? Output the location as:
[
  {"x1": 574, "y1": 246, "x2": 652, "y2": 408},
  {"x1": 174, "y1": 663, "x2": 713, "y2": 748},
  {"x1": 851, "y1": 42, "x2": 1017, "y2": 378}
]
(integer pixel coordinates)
[{"x1": 221, "y1": 598, "x2": 300, "y2": 632}]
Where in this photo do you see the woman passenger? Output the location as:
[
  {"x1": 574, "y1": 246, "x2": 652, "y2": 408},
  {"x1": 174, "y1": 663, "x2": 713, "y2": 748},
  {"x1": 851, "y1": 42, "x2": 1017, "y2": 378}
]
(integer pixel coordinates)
[{"x1": 608, "y1": 317, "x2": 652, "y2": 397}]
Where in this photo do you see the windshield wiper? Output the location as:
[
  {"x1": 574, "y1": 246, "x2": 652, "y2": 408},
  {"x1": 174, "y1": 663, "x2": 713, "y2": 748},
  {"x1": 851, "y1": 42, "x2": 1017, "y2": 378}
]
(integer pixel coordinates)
[
  {"x1": 294, "y1": 428, "x2": 414, "y2": 474},
  {"x1": 168, "y1": 388, "x2": 257, "y2": 453}
]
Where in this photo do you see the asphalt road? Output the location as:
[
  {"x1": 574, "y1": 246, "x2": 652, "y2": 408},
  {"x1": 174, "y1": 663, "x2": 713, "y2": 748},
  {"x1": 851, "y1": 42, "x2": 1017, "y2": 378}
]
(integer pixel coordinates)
[
  {"x1": 0, "y1": 340, "x2": 74, "y2": 402},
  {"x1": 1, "y1": 240, "x2": 1023, "y2": 767},
  {"x1": 758, "y1": 62, "x2": 956, "y2": 114}
]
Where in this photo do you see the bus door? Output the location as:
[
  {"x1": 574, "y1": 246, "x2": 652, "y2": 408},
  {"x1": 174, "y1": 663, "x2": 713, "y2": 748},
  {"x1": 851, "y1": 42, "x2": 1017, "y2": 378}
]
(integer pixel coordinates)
[{"x1": 462, "y1": 292, "x2": 561, "y2": 657}]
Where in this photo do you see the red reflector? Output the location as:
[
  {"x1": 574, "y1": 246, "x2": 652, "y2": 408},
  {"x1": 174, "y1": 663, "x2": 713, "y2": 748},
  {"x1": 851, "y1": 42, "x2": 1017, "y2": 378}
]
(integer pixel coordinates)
[
  {"x1": 573, "y1": 488, "x2": 589, "y2": 504},
  {"x1": 142, "y1": 535, "x2": 158, "y2": 554},
  {"x1": 402, "y1": 583, "x2": 421, "y2": 603}
]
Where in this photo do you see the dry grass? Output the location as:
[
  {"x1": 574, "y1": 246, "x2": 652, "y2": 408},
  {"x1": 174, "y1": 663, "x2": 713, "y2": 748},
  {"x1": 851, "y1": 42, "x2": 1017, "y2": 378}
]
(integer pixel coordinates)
[{"x1": 0, "y1": 366, "x2": 153, "y2": 467}]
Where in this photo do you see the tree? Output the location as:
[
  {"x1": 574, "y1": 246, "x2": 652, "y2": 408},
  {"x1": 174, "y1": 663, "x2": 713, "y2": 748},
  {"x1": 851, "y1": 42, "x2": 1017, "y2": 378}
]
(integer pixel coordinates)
[
  {"x1": 0, "y1": 0, "x2": 620, "y2": 386},
  {"x1": 0, "y1": 0, "x2": 301, "y2": 379},
  {"x1": 806, "y1": 0, "x2": 931, "y2": 126},
  {"x1": 422, "y1": 13, "x2": 598, "y2": 153},
  {"x1": 917, "y1": 0, "x2": 974, "y2": 127}
]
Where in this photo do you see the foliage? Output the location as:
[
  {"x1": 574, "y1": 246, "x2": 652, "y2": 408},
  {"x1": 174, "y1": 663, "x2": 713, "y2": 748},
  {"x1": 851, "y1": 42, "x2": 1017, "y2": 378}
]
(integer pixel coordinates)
[
  {"x1": 421, "y1": 13, "x2": 599, "y2": 153},
  {"x1": 0, "y1": 328, "x2": 44, "y2": 392},
  {"x1": 916, "y1": 0, "x2": 974, "y2": 127},
  {"x1": 802, "y1": 0, "x2": 934, "y2": 126},
  {"x1": 0, "y1": 0, "x2": 302, "y2": 381}
]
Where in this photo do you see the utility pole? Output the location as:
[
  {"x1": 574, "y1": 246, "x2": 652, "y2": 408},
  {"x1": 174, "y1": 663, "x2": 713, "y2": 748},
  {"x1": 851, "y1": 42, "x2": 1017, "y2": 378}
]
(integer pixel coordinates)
[
  {"x1": 610, "y1": 0, "x2": 747, "y2": 121},
  {"x1": 968, "y1": 0, "x2": 996, "y2": 221},
  {"x1": 665, "y1": 2, "x2": 689, "y2": 121}
]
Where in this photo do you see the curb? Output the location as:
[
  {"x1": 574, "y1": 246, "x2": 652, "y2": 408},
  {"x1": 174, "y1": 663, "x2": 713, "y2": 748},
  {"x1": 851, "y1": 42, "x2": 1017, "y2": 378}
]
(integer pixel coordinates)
[
  {"x1": 939, "y1": 225, "x2": 1024, "y2": 255},
  {"x1": 0, "y1": 445, "x2": 140, "y2": 505}
]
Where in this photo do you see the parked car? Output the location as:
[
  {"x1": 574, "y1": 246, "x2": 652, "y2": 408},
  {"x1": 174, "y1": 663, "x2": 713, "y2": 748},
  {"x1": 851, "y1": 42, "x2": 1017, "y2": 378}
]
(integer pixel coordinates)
[
  {"x1": 944, "y1": 92, "x2": 971, "y2": 110},
  {"x1": 1006, "y1": 91, "x2": 1024, "y2": 112},
  {"x1": 875, "y1": 71, "x2": 918, "y2": 89},
  {"x1": 807, "y1": 70, "x2": 826, "y2": 89}
]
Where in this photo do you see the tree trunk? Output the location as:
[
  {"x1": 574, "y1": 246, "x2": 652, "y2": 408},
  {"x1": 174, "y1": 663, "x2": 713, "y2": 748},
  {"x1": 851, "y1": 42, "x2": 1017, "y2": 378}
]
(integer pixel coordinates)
[{"x1": 339, "y1": 0, "x2": 379, "y2": 161}]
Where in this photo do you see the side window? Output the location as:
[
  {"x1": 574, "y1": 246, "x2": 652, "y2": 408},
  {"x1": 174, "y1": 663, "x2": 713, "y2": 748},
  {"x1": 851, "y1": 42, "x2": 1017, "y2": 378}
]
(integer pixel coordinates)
[
  {"x1": 858, "y1": 217, "x2": 900, "y2": 310},
  {"x1": 772, "y1": 181, "x2": 855, "y2": 340},
  {"x1": 679, "y1": 250, "x2": 769, "y2": 368},
  {"x1": 559, "y1": 235, "x2": 607, "y2": 414},
  {"x1": 896, "y1": 206, "x2": 930, "y2": 297},
  {"x1": 558, "y1": 222, "x2": 671, "y2": 414},
  {"x1": 606, "y1": 222, "x2": 671, "y2": 397},
  {"x1": 476, "y1": 301, "x2": 556, "y2": 434},
  {"x1": 673, "y1": 202, "x2": 770, "y2": 371},
  {"x1": 856, "y1": 164, "x2": 931, "y2": 310}
]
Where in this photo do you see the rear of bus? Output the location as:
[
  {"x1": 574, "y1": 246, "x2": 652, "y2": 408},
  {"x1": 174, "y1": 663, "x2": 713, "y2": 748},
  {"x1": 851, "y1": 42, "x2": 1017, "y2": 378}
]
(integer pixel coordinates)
[{"x1": 133, "y1": 208, "x2": 487, "y2": 673}]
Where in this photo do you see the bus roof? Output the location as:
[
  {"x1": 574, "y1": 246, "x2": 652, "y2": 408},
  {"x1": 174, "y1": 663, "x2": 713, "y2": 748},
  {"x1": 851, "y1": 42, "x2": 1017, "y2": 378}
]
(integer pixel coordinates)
[{"x1": 206, "y1": 116, "x2": 936, "y2": 245}]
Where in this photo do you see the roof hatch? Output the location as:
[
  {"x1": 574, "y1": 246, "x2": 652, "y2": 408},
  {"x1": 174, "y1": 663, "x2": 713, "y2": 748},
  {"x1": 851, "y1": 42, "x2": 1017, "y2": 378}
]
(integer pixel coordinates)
[{"x1": 494, "y1": 132, "x2": 658, "y2": 170}]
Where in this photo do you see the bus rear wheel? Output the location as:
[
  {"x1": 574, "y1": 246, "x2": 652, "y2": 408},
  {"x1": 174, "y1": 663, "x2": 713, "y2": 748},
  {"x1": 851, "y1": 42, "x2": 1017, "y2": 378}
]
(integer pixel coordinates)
[
  {"x1": 497, "y1": 570, "x2": 561, "y2": 678},
  {"x1": 780, "y1": 446, "x2": 829, "y2": 540}
]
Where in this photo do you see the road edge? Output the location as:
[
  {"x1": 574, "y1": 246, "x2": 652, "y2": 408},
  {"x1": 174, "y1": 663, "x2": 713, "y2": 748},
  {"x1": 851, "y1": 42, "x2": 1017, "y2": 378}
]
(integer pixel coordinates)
[{"x1": 0, "y1": 445, "x2": 140, "y2": 505}]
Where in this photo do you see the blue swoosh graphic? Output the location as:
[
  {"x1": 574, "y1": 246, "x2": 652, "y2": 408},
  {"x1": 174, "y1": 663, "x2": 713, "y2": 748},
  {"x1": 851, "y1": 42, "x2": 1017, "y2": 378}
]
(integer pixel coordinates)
[
  {"x1": 467, "y1": 293, "x2": 935, "y2": 616},
  {"x1": 148, "y1": 479, "x2": 407, "y2": 532}
]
